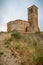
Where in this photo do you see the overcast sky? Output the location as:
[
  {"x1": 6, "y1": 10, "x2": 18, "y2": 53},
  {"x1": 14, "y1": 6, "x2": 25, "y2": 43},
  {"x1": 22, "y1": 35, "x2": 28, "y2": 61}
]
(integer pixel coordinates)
[{"x1": 0, "y1": 0, "x2": 43, "y2": 32}]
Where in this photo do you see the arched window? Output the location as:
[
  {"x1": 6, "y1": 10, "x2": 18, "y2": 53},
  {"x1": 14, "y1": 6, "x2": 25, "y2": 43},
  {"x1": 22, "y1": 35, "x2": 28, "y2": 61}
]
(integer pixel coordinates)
[
  {"x1": 25, "y1": 27, "x2": 28, "y2": 32},
  {"x1": 31, "y1": 8, "x2": 33, "y2": 13}
]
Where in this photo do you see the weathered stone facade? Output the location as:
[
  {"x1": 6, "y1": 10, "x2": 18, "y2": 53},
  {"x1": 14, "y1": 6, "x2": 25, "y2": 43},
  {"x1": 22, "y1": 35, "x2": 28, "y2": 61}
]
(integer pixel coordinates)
[
  {"x1": 7, "y1": 20, "x2": 30, "y2": 32},
  {"x1": 28, "y1": 5, "x2": 38, "y2": 32},
  {"x1": 7, "y1": 5, "x2": 39, "y2": 33}
]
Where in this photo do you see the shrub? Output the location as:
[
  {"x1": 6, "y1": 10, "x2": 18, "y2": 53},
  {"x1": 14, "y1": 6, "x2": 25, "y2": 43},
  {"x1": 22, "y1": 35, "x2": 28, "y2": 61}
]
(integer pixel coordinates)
[
  {"x1": 4, "y1": 37, "x2": 13, "y2": 48},
  {"x1": 0, "y1": 49, "x2": 3, "y2": 57},
  {"x1": 11, "y1": 32, "x2": 21, "y2": 39},
  {"x1": 4, "y1": 38, "x2": 11, "y2": 48},
  {"x1": 7, "y1": 38, "x2": 12, "y2": 42},
  {"x1": 35, "y1": 56, "x2": 43, "y2": 65},
  {"x1": 4, "y1": 42, "x2": 10, "y2": 48}
]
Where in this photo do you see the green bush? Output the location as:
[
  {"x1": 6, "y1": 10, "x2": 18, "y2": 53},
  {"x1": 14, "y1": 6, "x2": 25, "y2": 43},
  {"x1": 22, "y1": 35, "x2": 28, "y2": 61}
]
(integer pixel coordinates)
[
  {"x1": 36, "y1": 56, "x2": 43, "y2": 65},
  {"x1": 7, "y1": 38, "x2": 12, "y2": 42},
  {"x1": 11, "y1": 32, "x2": 21, "y2": 39},
  {"x1": 4, "y1": 37, "x2": 13, "y2": 48},
  {"x1": 4, "y1": 41, "x2": 10, "y2": 48}
]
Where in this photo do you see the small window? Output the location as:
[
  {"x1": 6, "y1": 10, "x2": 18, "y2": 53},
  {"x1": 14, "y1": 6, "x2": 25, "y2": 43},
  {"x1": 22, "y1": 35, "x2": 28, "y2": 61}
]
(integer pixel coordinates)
[
  {"x1": 29, "y1": 8, "x2": 33, "y2": 14},
  {"x1": 31, "y1": 8, "x2": 33, "y2": 13}
]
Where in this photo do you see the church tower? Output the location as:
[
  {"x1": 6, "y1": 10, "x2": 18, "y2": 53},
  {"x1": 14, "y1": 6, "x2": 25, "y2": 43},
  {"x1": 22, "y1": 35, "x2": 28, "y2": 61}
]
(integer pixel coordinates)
[{"x1": 28, "y1": 5, "x2": 39, "y2": 32}]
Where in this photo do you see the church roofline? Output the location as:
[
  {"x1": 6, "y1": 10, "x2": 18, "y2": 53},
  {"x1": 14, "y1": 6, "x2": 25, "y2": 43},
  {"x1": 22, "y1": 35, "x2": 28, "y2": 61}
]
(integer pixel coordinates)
[
  {"x1": 27, "y1": 4, "x2": 38, "y2": 9},
  {"x1": 7, "y1": 19, "x2": 28, "y2": 24}
]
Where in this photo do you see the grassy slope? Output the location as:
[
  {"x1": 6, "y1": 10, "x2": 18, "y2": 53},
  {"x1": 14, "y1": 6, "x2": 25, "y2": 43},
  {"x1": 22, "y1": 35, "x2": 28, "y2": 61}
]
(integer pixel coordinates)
[{"x1": 0, "y1": 32, "x2": 43, "y2": 65}]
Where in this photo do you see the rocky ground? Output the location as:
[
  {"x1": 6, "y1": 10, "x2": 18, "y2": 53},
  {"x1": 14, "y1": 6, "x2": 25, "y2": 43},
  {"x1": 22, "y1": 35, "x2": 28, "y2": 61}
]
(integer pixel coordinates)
[{"x1": 0, "y1": 32, "x2": 43, "y2": 65}]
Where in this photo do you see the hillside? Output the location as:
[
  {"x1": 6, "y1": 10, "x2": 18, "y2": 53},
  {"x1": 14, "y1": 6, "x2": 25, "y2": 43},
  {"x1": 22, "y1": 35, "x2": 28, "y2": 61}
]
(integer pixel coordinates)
[{"x1": 0, "y1": 32, "x2": 43, "y2": 65}]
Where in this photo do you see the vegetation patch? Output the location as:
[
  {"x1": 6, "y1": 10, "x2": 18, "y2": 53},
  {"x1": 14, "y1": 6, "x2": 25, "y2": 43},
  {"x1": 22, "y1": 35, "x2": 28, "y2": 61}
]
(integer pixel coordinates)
[
  {"x1": 4, "y1": 38, "x2": 12, "y2": 48},
  {"x1": 33, "y1": 39, "x2": 37, "y2": 47},
  {"x1": 34, "y1": 55, "x2": 43, "y2": 65},
  {"x1": 0, "y1": 32, "x2": 43, "y2": 65},
  {"x1": 0, "y1": 49, "x2": 3, "y2": 57},
  {"x1": 14, "y1": 43, "x2": 21, "y2": 50},
  {"x1": 11, "y1": 32, "x2": 21, "y2": 40}
]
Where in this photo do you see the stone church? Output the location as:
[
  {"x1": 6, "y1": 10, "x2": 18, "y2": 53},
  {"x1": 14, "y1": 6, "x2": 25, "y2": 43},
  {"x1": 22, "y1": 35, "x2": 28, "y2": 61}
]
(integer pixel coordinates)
[{"x1": 7, "y1": 5, "x2": 39, "y2": 33}]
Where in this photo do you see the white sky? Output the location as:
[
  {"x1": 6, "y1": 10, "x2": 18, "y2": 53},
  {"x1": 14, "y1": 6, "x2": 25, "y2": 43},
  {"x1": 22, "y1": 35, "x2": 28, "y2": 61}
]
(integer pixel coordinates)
[{"x1": 0, "y1": 0, "x2": 43, "y2": 32}]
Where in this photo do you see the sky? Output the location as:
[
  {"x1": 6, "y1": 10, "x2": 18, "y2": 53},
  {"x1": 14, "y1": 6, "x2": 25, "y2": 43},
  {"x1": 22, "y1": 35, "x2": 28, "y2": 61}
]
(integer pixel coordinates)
[{"x1": 0, "y1": 0, "x2": 43, "y2": 32}]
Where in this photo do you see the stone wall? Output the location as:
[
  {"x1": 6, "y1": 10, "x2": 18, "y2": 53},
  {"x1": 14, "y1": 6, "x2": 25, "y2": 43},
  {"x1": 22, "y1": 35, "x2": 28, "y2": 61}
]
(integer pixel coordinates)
[
  {"x1": 28, "y1": 5, "x2": 39, "y2": 32},
  {"x1": 7, "y1": 20, "x2": 30, "y2": 32},
  {"x1": 7, "y1": 5, "x2": 39, "y2": 33}
]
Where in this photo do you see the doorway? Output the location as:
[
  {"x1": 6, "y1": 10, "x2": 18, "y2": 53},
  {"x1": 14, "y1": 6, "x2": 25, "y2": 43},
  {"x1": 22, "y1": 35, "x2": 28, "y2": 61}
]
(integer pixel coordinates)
[{"x1": 25, "y1": 27, "x2": 28, "y2": 32}]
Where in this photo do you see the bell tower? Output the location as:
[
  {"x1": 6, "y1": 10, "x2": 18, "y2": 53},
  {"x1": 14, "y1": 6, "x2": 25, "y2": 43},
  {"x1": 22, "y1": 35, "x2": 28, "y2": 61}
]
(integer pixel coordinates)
[{"x1": 28, "y1": 5, "x2": 38, "y2": 32}]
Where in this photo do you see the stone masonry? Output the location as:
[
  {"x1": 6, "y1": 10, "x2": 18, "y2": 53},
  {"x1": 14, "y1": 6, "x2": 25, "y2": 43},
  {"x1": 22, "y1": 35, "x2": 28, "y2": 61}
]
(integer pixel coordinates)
[{"x1": 7, "y1": 5, "x2": 39, "y2": 33}]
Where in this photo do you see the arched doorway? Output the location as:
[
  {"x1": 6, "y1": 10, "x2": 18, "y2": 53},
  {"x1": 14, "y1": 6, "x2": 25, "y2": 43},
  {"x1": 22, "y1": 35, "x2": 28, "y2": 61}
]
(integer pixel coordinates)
[{"x1": 25, "y1": 27, "x2": 28, "y2": 32}]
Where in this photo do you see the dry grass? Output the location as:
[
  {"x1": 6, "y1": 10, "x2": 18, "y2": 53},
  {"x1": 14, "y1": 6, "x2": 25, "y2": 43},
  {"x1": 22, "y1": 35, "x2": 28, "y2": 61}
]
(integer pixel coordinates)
[{"x1": 0, "y1": 32, "x2": 43, "y2": 65}]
